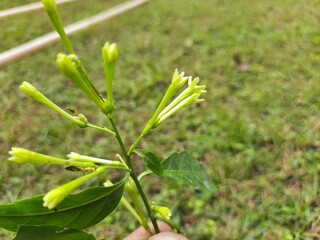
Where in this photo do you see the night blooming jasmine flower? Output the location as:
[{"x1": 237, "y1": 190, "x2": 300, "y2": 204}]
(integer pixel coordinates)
[
  {"x1": 20, "y1": 81, "x2": 88, "y2": 127},
  {"x1": 43, "y1": 188, "x2": 67, "y2": 210},
  {"x1": 56, "y1": 54, "x2": 106, "y2": 112},
  {"x1": 42, "y1": 0, "x2": 74, "y2": 54},
  {"x1": 145, "y1": 69, "x2": 206, "y2": 131},
  {"x1": 128, "y1": 69, "x2": 206, "y2": 155},
  {"x1": 154, "y1": 76, "x2": 206, "y2": 126},
  {"x1": 67, "y1": 152, "x2": 126, "y2": 168},
  {"x1": 9, "y1": 147, "x2": 97, "y2": 168},
  {"x1": 102, "y1": 42, "x2": 119, "y2": 114},
  {"x1": 43, "y1": 167, "x2": 107, "y2": 209}
]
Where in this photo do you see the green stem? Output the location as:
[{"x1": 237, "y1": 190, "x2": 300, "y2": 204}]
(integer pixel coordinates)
[
  {"x1": 108, "y1": 116, "x2": 160, "y2": 234},
  {"x1": 138, "y1": 170, "x2": 153, "y2": 181},
  {"x1": 120, "y1": 197, "x2": 144, "y2": 225},
  {"x1": 87, "y1": 123, "x2": 116, "y2": 136},
  {"x1": 50, "y1": 12, "x2": 74, "y2": 54},
  {"x1": 105, "y1": 179, "x2": 144, "y2": 227},
  {"x1": 128, "y1": 132, "x2": 145, "y2": 156}
]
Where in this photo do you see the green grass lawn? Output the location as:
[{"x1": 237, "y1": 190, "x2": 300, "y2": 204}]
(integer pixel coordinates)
[{"x1": 1, "y1": 0, "x2": 320, "y2": 239}]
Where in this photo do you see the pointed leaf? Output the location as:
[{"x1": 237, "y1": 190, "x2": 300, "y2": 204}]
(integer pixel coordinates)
[
  {"x1": 162, "y1": 152, "x2": 216, "y2": 192},
  {"x1": 0, "y1": 177, "x2": 126, "y2": 232},
  {"x1": 135, "y1": 149, "x2": 163, "y2": 176},
  {"x1": 13, "y1": 225, "x2": 96, "y2": 240}
]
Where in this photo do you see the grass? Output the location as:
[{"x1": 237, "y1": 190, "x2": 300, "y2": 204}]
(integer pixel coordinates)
[{"x1": 1, "y1": 0, "x2": 320, "y2": 239}]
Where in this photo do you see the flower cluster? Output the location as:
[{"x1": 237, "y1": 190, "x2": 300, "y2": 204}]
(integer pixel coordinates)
[
  {"x1": 8, "y1": 148, "x2": 127, "y2": 209},
  {"x1": 143, "y1": 69, "x2": 206, "y2": 135}
]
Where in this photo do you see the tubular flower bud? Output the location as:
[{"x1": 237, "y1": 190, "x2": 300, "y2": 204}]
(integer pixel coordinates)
[
  {"x1": 42, "y1": 0, "x2": 74, "y2": 54},
  {"x1": 143, "y1": 69, "x2": 206, "y2": 132},
  {"x1": 102, "y1": 42, "x2": 119, "y2": 114},
  {"x1": 142, "y1": 69, "x2": 190, "y2": 135},
  {"x1": 155, "y1": 92, "x2": 205, "y2": 126},
  {"x1": 67, "y1": 152, "x2": 123, "y2": 166},
  {"x1": 171, "y1": 68, "x2": 189, "y2": 91},
  {"x1": 102, "y1": 42, "x2": 119, "y2": 65},
  {"x1": 9, "y1": 147, "x2": 97, "y2": 168},
  {"x1": 42, "y1": 0, "x2": 57, "y2": 14},
  {"x1": 43, "y1": 166, "x2": 107, "y2": 209},
  {"x1": 20, "y1": 81, "x2": 87, "y2": 127},
  {"x1": 56, "y1": 54, "x2": 105, "y2": 112}
]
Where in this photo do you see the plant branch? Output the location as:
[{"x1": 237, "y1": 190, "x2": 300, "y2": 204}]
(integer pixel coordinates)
[
  {"x1": 108, "y1": 116, "x2": 160, "y2": 233},
  {"x1": 120, "y1": 197, "x2": 145, "y2": 226},
  {"x1": 128, "y1": 132, "x2": 145, "y2": 156},
  {"x1": 87, "y1": 123, "x2": 116, "y2": 136}
]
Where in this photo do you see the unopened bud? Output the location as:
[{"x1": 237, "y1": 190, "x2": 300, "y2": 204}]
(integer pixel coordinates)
[
  {"x1": 43, "y1": 166, "x2": 107, "y2": 209},
  {"x1": 42, "y1": 0, "x2": 57, "y2": 14},
  {"x1": 152, "y1": 203, "x2": 172, "y2": 220},
  {"x1": 56, "y1": 53, "x2": 78, "y2": 78},
  {"x1": 102, "y1": 42, "x2": 118, "y2": 64}
]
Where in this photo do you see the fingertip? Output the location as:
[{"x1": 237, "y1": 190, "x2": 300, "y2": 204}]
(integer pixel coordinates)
[
  {"x1": 123, "y1": 221, "x2": 173, "y2": 240},
  {"x1": 156, "y1": 221, "x2": 173, "y2": 232},
  {"x1": 149, "y1": 232, "x2": 188, "y2": 240}
]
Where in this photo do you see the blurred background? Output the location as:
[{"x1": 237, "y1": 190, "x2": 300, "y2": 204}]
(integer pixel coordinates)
[{"x1": 0, "y1": 0, "x2": 319, "y2": 239}]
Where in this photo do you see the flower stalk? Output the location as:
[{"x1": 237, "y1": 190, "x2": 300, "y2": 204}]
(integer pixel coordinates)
[
  {"x1": 67, "y1": 152, "x2": 125, "y2": 167},
  {"x1": 108, "y1": 116, "x2": 160, "y2": 233},
  {"x1": 42, "y1": 0, "x2": 74, "y2": 54}
]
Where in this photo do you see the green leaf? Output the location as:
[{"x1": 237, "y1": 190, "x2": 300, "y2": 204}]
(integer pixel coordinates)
[
  {"x1": 13, "y1": 225, "x2": 96, "y2": 240},
  {"x1": 0, "y1": 177, "x2": 126, "y2": 232},
  {"x1": 162, "y1": 152, "x2": 216, "y2": 192},
  {"x1": 134, "y1": 149, "x2": 163, "y2": 176}
]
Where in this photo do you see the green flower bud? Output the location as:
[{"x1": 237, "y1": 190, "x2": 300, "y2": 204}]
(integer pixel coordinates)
[
  {"x1": 67, "y1": 152, "x2": 123, "y2": 166},
  {"x1": 77, "y1": 113, "x2": 88, "y2": 125},
  {"x1": 9, "y1": 147, "x2": 97, "y2": 168},
  {"x1": 124, "y1": 178, "x2": 148, "y2": 228},
  {"x1": 56, "y1": 54, "x2": 105, "y2": 112},
  {"x1": 20, "y1": 81, "x2": 87, "y2": 128},
  {"x1": 42, "y1": 0, "x2": 57, "y2": 14},
  {"x1": 171, "y1": 68, "x2": 189, "y2": 90},
  {"x1": 56, "y1": 53, "x2": 78, "y2": 78},
  {"x1": 142, "y1": 69, "x2": 188, "y2": 134},
  {"x1": 149, "y1": 72, "x2": 206, "y2": 128},
  {"x1": 42, "y1": 0, "x2": 74, "y2": 54},
  {"x1": 124, "y1": 177, "x2": 138, "y2": 195},
  {"x1": 155, "y1": 92, "x2": 205, "y2": 126},
  {"x1": 155, "y1": 77, "x2": 206, "y2": 124},
  {"x1": 102, "y1": 42, "x2": 119, "y2": 64},
  {"x1": 102, "y1": 42, "x2": 118, "y2": 114},
  {"x1": 43, "y1": 188, "x2": 65, "y2": 210},
  {"x1": 19, "y1": 81, "x2": 40, "y2": 99},
  {"x1": 152, "y1": 203, "x2": 172, "y2": 220},
  {"x1": 43, "y1": 166, "x2": 107, "y2": 209}
]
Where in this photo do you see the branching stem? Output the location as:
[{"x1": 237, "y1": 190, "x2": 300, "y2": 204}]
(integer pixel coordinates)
[{"x1": 108, "y1": 116, "x2": 160, "y2": 234}]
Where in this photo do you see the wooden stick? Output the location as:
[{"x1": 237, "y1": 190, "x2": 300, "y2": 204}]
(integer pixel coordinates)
[
  {"x1": 0, "y1": 0, "x2": 149, "y2": 68},
  {"x1": 0, "y1": 0, "x2": 76, "y2": 19}
]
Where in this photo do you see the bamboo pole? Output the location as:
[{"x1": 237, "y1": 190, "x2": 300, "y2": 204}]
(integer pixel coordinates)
[
  {"x1": 0, "y1": 0, "x2": 76, "y2": 19},
  {"x1": 0, "y1": 0, "x2": 149, "y2": 68}
]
